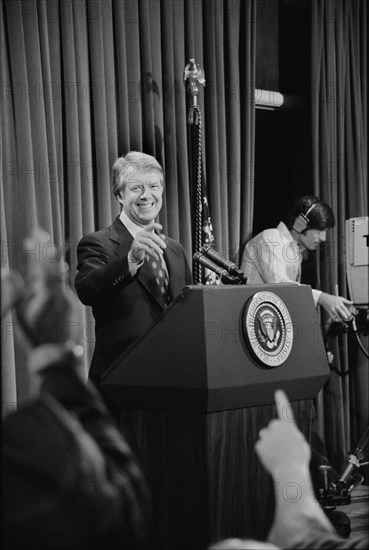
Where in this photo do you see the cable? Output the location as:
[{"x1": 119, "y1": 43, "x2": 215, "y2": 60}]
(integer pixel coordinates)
[
  {"x1": 329, "y1": 365, "x2": 350, "y2": 377},
  {"x1": 349, "y1": 317, "x2": 369, "y2": 360},
  {"x1": 355, "y1": 331, "x2": 369, "y2": 359}
]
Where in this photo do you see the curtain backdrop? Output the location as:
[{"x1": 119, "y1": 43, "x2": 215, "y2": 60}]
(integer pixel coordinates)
[
  {"x1": 311, "y1": 0, "x2": 368, "y2": 472},
  {"x1": 1, "y1": 0, "x2": 256, "y2": 406},
  {"x1": 2, "y1": 0, "x2": 367, "y2": 477}
]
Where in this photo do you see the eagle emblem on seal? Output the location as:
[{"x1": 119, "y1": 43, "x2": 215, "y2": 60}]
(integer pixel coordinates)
[
  {"x1": 257, "y1": 309, "x2": 281, "y2": 349},
  {"x1": 243, "y1": 292, "x2": 293, "y2": 367}
]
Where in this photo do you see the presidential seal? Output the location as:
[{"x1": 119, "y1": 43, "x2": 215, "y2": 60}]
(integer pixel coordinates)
[{"x1": 243, "y1": 291, "x2": 293, "y2": 367}]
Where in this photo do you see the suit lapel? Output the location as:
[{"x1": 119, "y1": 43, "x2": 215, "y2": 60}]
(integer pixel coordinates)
[
  {"x1": 109, "y1": 219, "x2": 135, "y2": 274},
  {"x1": 109, "y1": 217, "x2": 131, "y2": 249}
]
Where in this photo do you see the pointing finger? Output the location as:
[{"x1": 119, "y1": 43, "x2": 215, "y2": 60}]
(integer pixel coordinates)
[{"x1": 275, "y1": 389, "x2": 295, "y2": 423}]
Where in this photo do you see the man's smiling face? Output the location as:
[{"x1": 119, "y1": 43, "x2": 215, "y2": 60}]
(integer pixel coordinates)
[{"x1": 118, "y1": 170, "x2": 164, "y2": 226}]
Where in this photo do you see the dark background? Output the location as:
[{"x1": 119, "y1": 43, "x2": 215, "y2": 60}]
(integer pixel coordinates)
[
  {"x1": 254, "y1": 0, "x2": 312, "y2": 235},
  {"x1": 254, "y1": 0, "x2": 315, "y2": 285}
]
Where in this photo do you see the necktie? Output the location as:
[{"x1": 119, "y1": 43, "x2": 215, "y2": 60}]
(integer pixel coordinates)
[{"x1": 147, "y1": 253, "x2": 171, "y2": 306}]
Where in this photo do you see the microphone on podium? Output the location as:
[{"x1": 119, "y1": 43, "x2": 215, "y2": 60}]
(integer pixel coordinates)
[
  {"x1": 200, "y1": 244, "x2": 247, "y2": 282},
  {"x1": 193, "y1": 252, "x2": 238, "y2": 285}
]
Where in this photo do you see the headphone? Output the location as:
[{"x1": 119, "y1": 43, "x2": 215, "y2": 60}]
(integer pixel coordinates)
[{"x1": 292, "y1": 200, "x2": 319, "y2": 233}]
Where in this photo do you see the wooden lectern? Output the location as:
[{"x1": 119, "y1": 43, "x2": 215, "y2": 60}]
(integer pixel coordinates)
[{"x1": 102, "y1": 285, "x2": 330, "y2": 549}]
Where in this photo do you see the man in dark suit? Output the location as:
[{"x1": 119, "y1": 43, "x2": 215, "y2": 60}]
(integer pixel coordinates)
[{"x1": 75, "y1": 151, "x2": 192, "y2": 383}]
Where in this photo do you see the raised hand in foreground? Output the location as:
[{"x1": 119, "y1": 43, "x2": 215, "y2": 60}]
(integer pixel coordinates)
[{"x1": 256, "y1": 390, "x2": 334, "y2": 548}]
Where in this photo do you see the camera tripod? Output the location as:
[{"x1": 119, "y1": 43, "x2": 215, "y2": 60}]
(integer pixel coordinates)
[{"x1": 318, "y1": 424, "x2": 369, "y2": 538}]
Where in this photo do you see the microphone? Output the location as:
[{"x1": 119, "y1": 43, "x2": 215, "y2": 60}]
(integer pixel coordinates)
[
  {"x1": 200, "y1": 244, "x2": 246, "y2": 279},
  {"x1": 193, "y1": 252, "x2": 237, "y2": 284}
]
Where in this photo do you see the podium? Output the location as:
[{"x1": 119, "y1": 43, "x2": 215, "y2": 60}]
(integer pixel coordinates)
[{"x1": 102, "y1": 285, "x2": 330, "y2": 549}]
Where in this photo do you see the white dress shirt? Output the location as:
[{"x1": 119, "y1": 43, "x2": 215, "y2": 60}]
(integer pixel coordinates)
[{"x1": 240, "y1": 222, "x2": 321, "y2": 306}]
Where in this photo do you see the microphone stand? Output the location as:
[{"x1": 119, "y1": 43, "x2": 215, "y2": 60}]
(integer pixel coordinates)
[
  {"x1": 198, "y1": 245, "x2": 248, "y2": 285},
  {"x1": 223, "y1": 273, "x2": 247, "y2": 285},
  {"x1": 221, "y1": 274, "x2": 246, "y2": 285},
  {"x1": 318, "y1": 423, "x2": 369, "y2": 538},
  {"x1": 193, "y1": 251, "x2": 247, "y2": 285}
]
